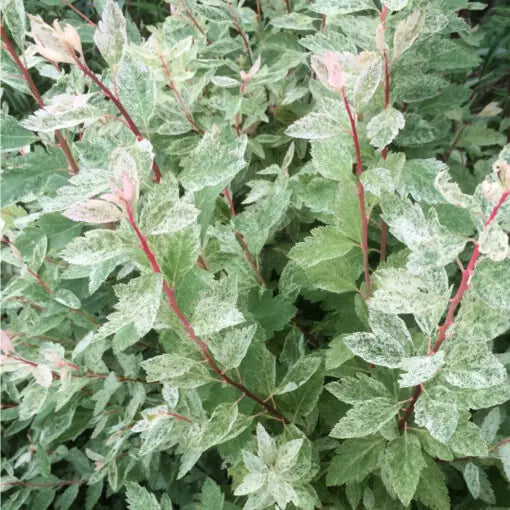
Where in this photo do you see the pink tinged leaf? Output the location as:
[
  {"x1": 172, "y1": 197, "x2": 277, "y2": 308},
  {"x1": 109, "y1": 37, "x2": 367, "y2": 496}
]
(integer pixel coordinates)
[
  {"x1": 63, "y1": 199, "x2": 123, "y2": 223},
  {"x1": 121, "y1": 173, "x2": 136, "y2": 204},
  {"x1": 376, "y1": 23, "x2": 386, "y2": 52},
  {"x1": 322, "y1": 51, "x2": 345, "y2": 89},
  {"x1": 0, "y1": 330, "x2": 15, "y2": 355}
]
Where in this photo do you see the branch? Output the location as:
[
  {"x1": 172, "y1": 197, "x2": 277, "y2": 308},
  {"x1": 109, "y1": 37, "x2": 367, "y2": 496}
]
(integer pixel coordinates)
[
  {"x1": 123, "y1": 201, "x2": 285, "y2": 422},
  {"x1": 72, "y1": 56, "x2": 162, "y2": 183},
  {"x1": 227, "y1": 2, "x2": 253, "y2": 66},
  {"x1": 399, "y1": 190, "x2": 510, "y2": 430},
  {"x1": 1, "y1": 25, "x2": 79, "y2": 175},
  {"x1": 340, "y1": 87, "x2": 371, "y2": 297}
]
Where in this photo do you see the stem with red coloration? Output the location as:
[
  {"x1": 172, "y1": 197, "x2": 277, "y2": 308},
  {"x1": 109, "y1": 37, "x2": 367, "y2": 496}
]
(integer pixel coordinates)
[
  {"x1": 1, "y1": 25, "x2": 79, "y2": 175},
  {"x1": 227, "y1": 2, "x2": 253, "y2": 66},
  {"x1": 123, "y1": 201, "x2": 284, "y2": 421},
  {"x1": 72, "y1": 57, "x2": 162, "y2": 182},
  {"x1": 399, "y1": 190, "x2": 510, "y2": 430},
  {"x1": 340, "y1": 88, "x2": 371, "y2": 298}
]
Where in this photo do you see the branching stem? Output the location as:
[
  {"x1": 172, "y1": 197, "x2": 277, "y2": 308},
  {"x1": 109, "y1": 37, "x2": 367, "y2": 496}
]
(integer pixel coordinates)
[
  {"x1": 123, "y1": 201, "x2": 285, "y2": 422},
  {"x1": 399, "y1": 190, "x2": 510, "y2": 430},
  {"x1": 1, "y1": 25, "x2": 79, "y2": 175}
]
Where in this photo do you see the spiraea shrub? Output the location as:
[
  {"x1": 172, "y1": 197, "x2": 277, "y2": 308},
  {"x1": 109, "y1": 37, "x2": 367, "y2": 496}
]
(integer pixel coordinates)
[{"x1": 1, "y1": 0, "x2": 509, "y2": 508}]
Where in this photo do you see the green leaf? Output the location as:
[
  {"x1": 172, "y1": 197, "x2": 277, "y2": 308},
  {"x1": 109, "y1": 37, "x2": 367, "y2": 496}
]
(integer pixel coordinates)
[
  {"x1": 367, "y1": 107, "x2": 405, "y2": 150},
  {"x1": 54, "y1": 288, "x2": 81, "y2": 309},
  {"x1": 400, "y1": 158, "x2": 447, "y2": 204},
  {"x1": 117, "y1": 52, "x2": 156, "y2": 131},
  {"x1": 140, "y1": 180, "x2": 198, "y2": 235},
  {"x1": 191, "y1": 276, "x2": 244, "y2": 336},
  {"x1": 326, "y1": 437, "x2": 386, "y2": 486},
  {"x1": 257, "y1": 423, "x2": 276, "y2": 465},
  {"x1": 0, "y1": 113, "x2": 38, "y2": 152},
  {"x1": 498, "y1": 443, "x2": 510, "y2": 480},
  {"x1": 478, "y1": 222, "x2": 509, "y2": 262},
  {"x1": 141, "y1": 354, "x2": 203, "y2": 382},
  {"x1": 353, "y1": 53, "x2": 383, "y2": 108},
  {"x1": 326, "y1": 374, "x2": 390, "y2": 404},
  {"x1": 21, "y1": 94, "x2": 102, "y2": 132},
  {"x1": 343, "y1": 331, "x2": 406, "y2": 368},
  {"x1": 179, "y1": 128, "x2": 247, "y2": 191},
  {"x1": 415, "y1": 459, "x2": 450, "y2": 510},
  {"x1": 160, "y1": 227, "x2": 200, "y2": 287},
  {"x1": 94, "y1": 0, "x2": 127, "y2": 69},
  {"x1": 444, "y1": 342, "x2": 506, "y2": 389},
  {"x1": 200, "y1": 478, "x2": 224, "y2": 510},
  {"x1": 381, "y1": 435, "x2": 426, "y2": 506},
  {"x1": 208, "y1": 324, "x2": 256, "y2": 370},
  {"x1": 392, "y1": 10, "x2": 425, "y2": 60},
  {"x1": 458, "y1": 125, "x2": 506, "y2": 148},
  {"x1": 97, "y1": 273, "x2": 162, "y2": 339},
  {"x1": 288, "y1": 226, "x2": 355, "y2": 266},
  {"x1": 398, "y1": 352, "x2": 445, "y2": 387},
  {"x1": 3, "y1": 0, "x2": 26, "y2": 49},
  {"x1": 275, "y1": 356, "x2": 321, "y2": 395},
  {"x1": 330, "y1": 398, "x2": 400, "y2": 438},
  {"x1": 448, "y1": 420, "x2": 489, "y2": 457},
  {"x1": 463, "y1": 462, "x2": 481, "y2": 499},
  {"x1": 414, "y1": 385, "x2": 459, "y2": 443},
  {"x1": 60, "y1": 230, "x2": 127, "y2": 266},
  {"x1": 311, "y1": 138, "x2": 353, "y2": 182},
  {"x1": 309, "y1": 0, "x2": 376, "y2": 15},
  {"x1": 125, "y1": 482, "x2": 160, "y2": 510},
  {"x1": 470, "y1": 258, "x2": 510, "y2": 311}
]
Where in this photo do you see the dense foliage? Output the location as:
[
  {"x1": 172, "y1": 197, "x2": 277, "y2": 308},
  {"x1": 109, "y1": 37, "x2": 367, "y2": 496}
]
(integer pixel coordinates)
[{"x1": 1, "y1": 0, "x2": 509, "y2": 508}]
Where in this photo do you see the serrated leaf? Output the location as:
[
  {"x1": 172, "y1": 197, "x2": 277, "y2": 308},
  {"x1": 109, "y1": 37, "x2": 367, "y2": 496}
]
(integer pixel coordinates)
[
  {"x1": 63, "y1": 199, "x2": 122, "y2": 224},
  {"x1": 311, "y1": 138, "x2": 353, "y2": 182},
  {"x1": 275, "y1": 356, "x2": 321, "y2": 395},
  {"x1": 179, "y1": 128, "x2": 247, "y2": 191},
  {"x1": 21, "y1": 94, "x2": 101, "y2": 132},
  {"x1": 326, "y1": 374, "x2": 390, "y2": 404},
  {"x1": 382, "y1": 435, "x2": 426, "y2": 506},
  {"x1": 367, "y1": 107, "x2": 405, "y2": 150},
  {"x1": 415, "y1": 460, "x2": 450, "y2": 510},
  {"x1": 448, "y1": 420, "x2": 488, "y2": 457},
  {"x1": 414, "y1": 385, "x2": 458, "y2": 443},
  {"x1": 60, "y1": 229, "x2": 127, "y2": 265},
  {"x1": 0, "y1": 113, "x2": 38, "y2": 152},
  {"x1": 124, "y1": 482, "x2": 160, "y2": 510},
  {"x1": 398, "y1": 352, "x2": 445, "y2": 387},
  {"x1": 393, "y1": 10, "x2": 425, "y2": 60},
  {"x1": 444, "y1": 342, "x2": 506, "y2": 389},
  {"x1": 208, "y1": 325, "x2": 256, "y2": 370},
  {"x1": 343, "y1": 331, "x2": 406, "y2": 368},
  {"x1": 200, "y1": 478, "x2": 224, "y2": 510},
  {"x1": 94, "y1": 0, "x2": 127, "y2": 69},
  {"x1": 330, "y1": 398, "x2": 400, "y2": 438},
  {"x1": 463, "y1": 462, "x2": 481, "y2": 499},
  {"x1": 326, "y1": 437, "x2": 386, "y2": 486},
  {"x1": 470, "y1": 258, "x2": 510, "y2": 311},
  {"x1": 140, "y1": 180, "x2": 198, "y2": 235},
  {"x1": 117, "y1": 52, "x2": 156, "y2": 130}
]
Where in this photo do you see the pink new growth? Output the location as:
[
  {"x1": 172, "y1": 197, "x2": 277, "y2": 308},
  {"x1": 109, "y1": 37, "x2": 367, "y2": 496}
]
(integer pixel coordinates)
[
  {"x1": 102, "y1": 174, "x2": 135, "y2": 207},
  {"x1": 322, "y1": 51, "x2": 345, "y2": 90}
]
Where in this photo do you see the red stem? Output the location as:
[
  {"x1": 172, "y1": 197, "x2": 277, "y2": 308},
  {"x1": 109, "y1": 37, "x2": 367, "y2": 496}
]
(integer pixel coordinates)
[
  {"x1": 123, "y1": 202, "x2": 284, "y2": 421},
  {"x1": 157, "y1": 50, "x2": 203, "y2": 133},
  {"x1": 340, "y1": 88, "x2": 371, "y2": 297},
  {"x1": 284, "y1": 0, "x2": 291, "y2": 13},
  {"x1": 399, "y1": 191, "x2": 510, "y2": 430},
  {"x1": 72, "y1": 57, "x2": 162, "y2": 182},
  {"x1": 445, "y1": 123, "x2": 468, "y2": 162},
  {"x1": 227, "y1": 3, "x2": 253, "y2": 66},
  {"x1": 180, "y1": 0, "x2": 211, "y2": 44},
  {"x1": 1, "y1": 25, "x2": 79, "y2": 175},
  {"x1": 60, "y1": 0, "x2": 96, "y2": 27}
]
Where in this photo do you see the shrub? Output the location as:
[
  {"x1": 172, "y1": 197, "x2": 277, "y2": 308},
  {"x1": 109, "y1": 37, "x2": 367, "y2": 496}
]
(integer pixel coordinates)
[{"x1": 1, "y1": 0, "x2": 509, "y2": 509}]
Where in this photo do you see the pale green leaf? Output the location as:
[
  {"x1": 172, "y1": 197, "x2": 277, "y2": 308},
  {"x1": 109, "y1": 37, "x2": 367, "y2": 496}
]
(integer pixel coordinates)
[
  {"x1": 353, "y1": 53, "x2": 382, "y2": 108},
  {"x1": 415, "y1": 460, "x2": 450, "y2": 510},
  {"x1": 60, "y1": 230, "x2": 127, "y2": 266},
  {"x1": 343, "y1": 331, "x2": 406, "y2": 368},
  {"x1": 498, "y1": 443, "x2": 510, "y2": 480},
  {"x1": 63, "y1": 199, "x2": 122, "y2": 224},
  {"x1": 54, "y1": 288, "x2": 81, "y2": 309},
  {"x1": 471, "y1": 258, "x2": 510, "y2": 310},
  {"x1": 392, "y1": 10, "x2": 425, "y2": 60},
  {"x1": 257, "y1": 423, "x2": 276, "y2": 465},
  {"x1": 444, "y1": 342, "x2": 506, "y2": 389},
  {"x1": 330, "y1": 398, "x2": 400, "y2": 438},
  {"x1": 3, "y1": 0, "x2": 26, "y2": 49},
  {"x1": 200, "y1": 478, "x2": 224, "y2": 510},
  {"x1": 398, "y1": 352, "x2": 445, "y2": 388},
  {"x1": 479, "y1": 222, "x2": 508, "y2": 262},
  {"x1": 21, "y1": 94, "x2": 102, "y2": 132},
  {"x1": 367, "y1": 107, "x2": 405, "y2": 150},
  {"x1": 414, "y1": 385, "x2": 458, "y2": 443},
  {"x1": 275, "y1": 356, "x2": 321, "y2": 395},
  {"x1": 309, "y1": 0, "x2": 376, "y2": 15},
  {"x1": 141, "y1": 354, "x2": 202, "y2": 382},
  {"x1": 179, "y1": 128, "x2": 247, "y2": 191},
  {"x1": 208, "y1": 324, "x2": 256, "y2": 370},
  {"x1": 117, "y1": 52, "x2": 156, "y2": 130},
  {"x1": 94, "y1": 0, "x2": 127, "y2": 69},
  {"x1": 326, "y1": 374, "x2": 390, "y2": 404},
  {"x1": 448, "y1": 420, "x2": 489, "y2": 457},
  {"x1": 311, "y1": 138, "x2": 353, "y2": 182}
]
